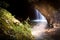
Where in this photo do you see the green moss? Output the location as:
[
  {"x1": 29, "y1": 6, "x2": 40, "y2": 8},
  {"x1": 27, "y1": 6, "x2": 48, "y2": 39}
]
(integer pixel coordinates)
[{"x1": 0, "y1": 7, "x2": 34, "y2": 40}]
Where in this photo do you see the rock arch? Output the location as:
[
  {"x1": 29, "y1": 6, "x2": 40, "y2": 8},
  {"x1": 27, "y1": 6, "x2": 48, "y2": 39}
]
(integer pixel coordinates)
[{"x1": 32, "y1": 2, "x2": 57, "y2": 28}]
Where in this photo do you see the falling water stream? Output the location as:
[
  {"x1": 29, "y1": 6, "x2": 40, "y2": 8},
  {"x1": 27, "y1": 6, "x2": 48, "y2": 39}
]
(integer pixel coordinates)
[{"x1": 31, "y1": 9, "x2": 48, "y2": 40}]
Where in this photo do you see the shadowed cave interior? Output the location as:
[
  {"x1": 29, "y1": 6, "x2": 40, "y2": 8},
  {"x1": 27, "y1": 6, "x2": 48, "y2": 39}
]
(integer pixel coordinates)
[{"x1": 0, "y1": 0, "x2": 60, "y2": 40}]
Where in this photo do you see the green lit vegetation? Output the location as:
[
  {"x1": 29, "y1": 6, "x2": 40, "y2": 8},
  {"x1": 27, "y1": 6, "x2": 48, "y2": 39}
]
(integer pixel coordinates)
[{"x1": 0, "y1": 7, "x2": 34, "y2": 40}]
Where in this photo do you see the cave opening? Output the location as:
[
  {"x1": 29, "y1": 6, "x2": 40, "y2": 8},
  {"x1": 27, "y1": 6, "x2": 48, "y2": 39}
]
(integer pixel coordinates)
[
  {"x1": 30, "y1": 9, "x2": 47, "y2": 23},
  {"x1": 31, "y1": 9, "x2": 48, "y2": 40}
]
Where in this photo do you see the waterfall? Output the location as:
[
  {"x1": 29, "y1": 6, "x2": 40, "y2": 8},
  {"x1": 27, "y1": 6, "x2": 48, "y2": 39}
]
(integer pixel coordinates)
[
  {"x1": 31, "y1": 9, "x2": 48, "y2": 40},
  {"x1": 31, "y1": 9, "x2": 47, "y2": 23},
  {"x1": 35, "y1": 9, "x2": 41, "y2": 20}
]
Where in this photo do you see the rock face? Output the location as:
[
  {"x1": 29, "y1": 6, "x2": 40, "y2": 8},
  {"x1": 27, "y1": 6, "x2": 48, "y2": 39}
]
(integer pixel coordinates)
[
  {"x1": 31, "y1": 0, "x2": 60, "y2": 27},
  {"x1": 31, "y1": 0, "x2": 60, "y2": 40}
]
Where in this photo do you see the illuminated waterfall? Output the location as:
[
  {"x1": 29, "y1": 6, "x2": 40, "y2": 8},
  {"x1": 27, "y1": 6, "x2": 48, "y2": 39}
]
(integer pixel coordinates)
[
  {"x1": 31, "y1": 9, "x2": 48, "y2": 40},
  {"x1": 31, "y1": 9, "x2": 47, "y2": 23}
]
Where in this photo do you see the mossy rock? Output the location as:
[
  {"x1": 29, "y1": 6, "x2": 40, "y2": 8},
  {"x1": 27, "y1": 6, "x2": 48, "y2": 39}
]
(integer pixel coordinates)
[{"x1": 0, "y1": 7, "x2": 34, "y2": 40}]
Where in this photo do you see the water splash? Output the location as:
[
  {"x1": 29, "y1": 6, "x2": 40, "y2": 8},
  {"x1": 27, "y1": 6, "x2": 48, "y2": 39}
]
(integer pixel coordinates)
[
  {"x1": 31, "y1": 9, "x2": 48, "y2": 40},
  {"x1": 32, "y1": 23, "x2": 47, "y2": 40}
]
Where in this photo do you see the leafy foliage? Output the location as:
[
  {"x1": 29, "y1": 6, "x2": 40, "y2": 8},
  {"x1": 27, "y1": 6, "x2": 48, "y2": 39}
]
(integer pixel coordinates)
[{"x1": 0, "y1": 7, "x2": 34, "y2": 40}]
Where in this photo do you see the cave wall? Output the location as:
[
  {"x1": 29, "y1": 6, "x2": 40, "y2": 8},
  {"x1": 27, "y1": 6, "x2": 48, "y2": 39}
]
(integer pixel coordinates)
[
  {"x1": 31, "y1": 1, "x2": 60, "y2": 40},
  {"x1": 31, "y1": 0, "x2": 60, "y2": 28}
]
